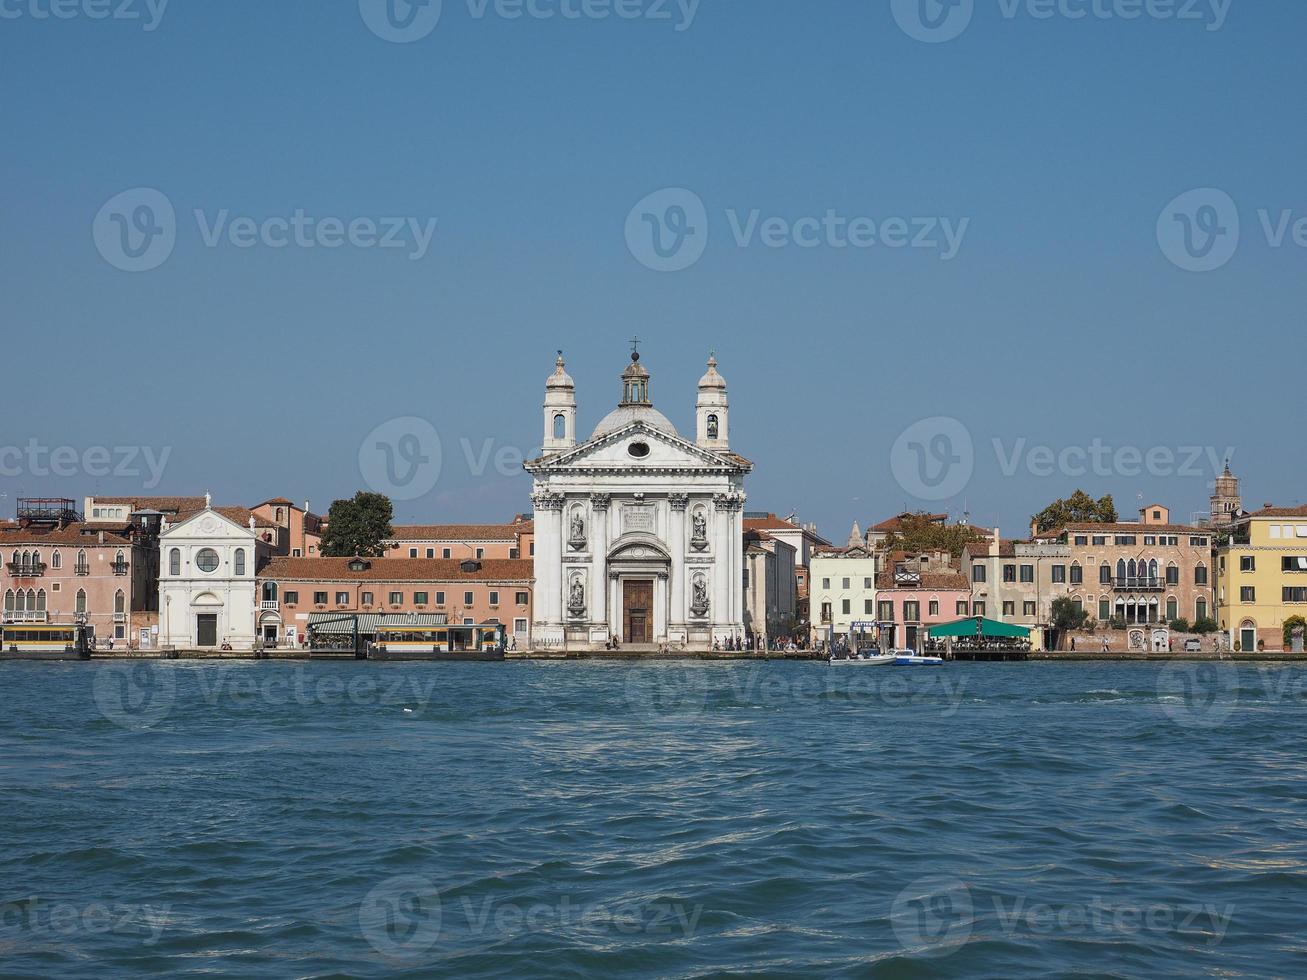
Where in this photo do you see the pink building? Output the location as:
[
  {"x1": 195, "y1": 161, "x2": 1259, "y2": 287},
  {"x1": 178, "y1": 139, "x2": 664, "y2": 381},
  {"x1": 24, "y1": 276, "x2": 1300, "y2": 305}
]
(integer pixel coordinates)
[
  {"x1": 384, "y1": 519, "x2": 533, "y2": 562},
  {"x1": 875, "y1": 552, "x2": 971, "y2": 651}
]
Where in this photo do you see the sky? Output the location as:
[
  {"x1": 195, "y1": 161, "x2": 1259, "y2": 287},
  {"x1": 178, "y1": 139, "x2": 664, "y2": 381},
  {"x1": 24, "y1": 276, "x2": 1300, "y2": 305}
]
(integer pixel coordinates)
[{"x1": 2, "y1": 0, "x2": 1303, "y2": 539}]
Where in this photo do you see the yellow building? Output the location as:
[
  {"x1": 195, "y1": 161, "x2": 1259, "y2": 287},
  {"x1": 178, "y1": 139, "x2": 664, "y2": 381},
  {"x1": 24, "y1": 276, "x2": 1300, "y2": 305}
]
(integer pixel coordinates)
[{"x1": 1216, "y1": 505, "x2": 1307, "y2": 652}]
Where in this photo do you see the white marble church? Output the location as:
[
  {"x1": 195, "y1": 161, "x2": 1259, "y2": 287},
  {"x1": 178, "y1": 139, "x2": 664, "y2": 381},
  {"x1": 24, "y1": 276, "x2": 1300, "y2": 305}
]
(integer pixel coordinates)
[{"x1": 525, "y1": 349, "x2": 752, "y2": 651}]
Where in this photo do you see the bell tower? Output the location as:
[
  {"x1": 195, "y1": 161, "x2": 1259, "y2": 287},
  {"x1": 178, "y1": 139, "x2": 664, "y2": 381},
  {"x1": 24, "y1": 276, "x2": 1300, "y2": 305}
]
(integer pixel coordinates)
[
  {"x1": 1209, "y1": 460, "x2": 1241, "y2": 527},
  {"x1": 542, "y1": 351, "x2": 576, "y2": 454},
  {"x1": 695, "y1": 353, "x2": 729, "y2": 450}
]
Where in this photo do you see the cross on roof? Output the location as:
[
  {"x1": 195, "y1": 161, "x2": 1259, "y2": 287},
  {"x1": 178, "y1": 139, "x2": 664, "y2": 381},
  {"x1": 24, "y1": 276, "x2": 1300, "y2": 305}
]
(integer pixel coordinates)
[{"x1": 629, "y1": 336, "x2": 641, "y2": 354}]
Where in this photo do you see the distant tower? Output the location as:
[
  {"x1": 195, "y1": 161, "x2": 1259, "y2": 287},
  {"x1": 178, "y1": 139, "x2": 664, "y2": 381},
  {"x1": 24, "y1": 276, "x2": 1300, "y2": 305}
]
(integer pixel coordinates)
[
  {"x1": 1210, "y1": 460, "x2": 1241, "y2": 527},
  {"x1": 695, "y1": 353, "x2": 729, "y2": 450},
  {"x1": 847, "y1": 520, "x2": 863, "y2": 549},
  {"x1": 542, "y1": 351, "x2": 577, "y2": 454}
]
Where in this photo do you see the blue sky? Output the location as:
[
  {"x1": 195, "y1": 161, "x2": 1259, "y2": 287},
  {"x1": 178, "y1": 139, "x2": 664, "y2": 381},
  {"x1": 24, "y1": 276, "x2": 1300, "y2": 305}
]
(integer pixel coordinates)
[{"x1": 2, "y1": 0, "x2": 1303, "y2": 537}]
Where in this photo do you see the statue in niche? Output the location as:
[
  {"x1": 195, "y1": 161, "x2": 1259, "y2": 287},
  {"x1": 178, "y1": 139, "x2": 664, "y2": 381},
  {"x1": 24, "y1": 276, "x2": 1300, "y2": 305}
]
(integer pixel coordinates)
[
  {"x1": 568, "y1": 511, "x2": 586, "y2": 550},
  {"x1": 568, "y1": 578, "x2": 586, "y2": 616},
  {"x1": 691, "y1": 510, "x2": 708, "y2": 551},
  {"x1": 690, "y1": 577, "x2": 710, "y2": 617}
]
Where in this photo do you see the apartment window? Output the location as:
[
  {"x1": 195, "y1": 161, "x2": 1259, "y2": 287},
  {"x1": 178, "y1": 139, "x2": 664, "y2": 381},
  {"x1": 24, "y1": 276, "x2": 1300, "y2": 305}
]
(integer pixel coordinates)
[
  {"x1": 1115, "y1": 536, "x2": 1137, "y2": 546},
  {"x1": 1144, "y1": 536, "x2": 1156, "y2": 546},
  {"x1": 1099, "y1": 564, "x2": 1110, "y2": 584},
  {"x1": 841, "y1": 599, "x2": 851, "y2": 615},
  {"x1": 442, "y1": 548, "x2": 452, "y2": 559},
  {"x1": 1165, "y1": 565, "x2": 1179, "y2": 585},
  {"x1": 822, "y1": 578, "x2": 830, "y2": 589},
  {"x1": 1003, "y1": 601, "x2": 1015, "y2": 616},
  {"x1": 489, "y1": 591, "x2": 499, "y2": 605},
  {"x1": 314, "y1": 591, "x2": 328, "y2": 605},
  {"x1": 436, "y1": 591, "x2": 446, "y2": 605},
  {"x1": 842, "y1": 578, "x2": 850, "y2": 590},
  {"x1": 929, "y1": 599, "x2": 939, "y2": 616},
  {"x1": 1099, "y1": 598, "x2": 1111, "y2": 621},
  {"x1": 956, "y1": 600, "x2": 968, "y2": 616},
  {"x1": 865, "y1": 598, "x2": 874, "y2": 614},
  {"x1": 463, "y1": 591, "x2": 474, "y2": 606},
  {"x1": 336, "y1": 592, "x2": 349, "y2": 605},
  {"x1": 1240, "y1": 556, "x2": 1256, "y2": 572},
  {"x1": 1166, "y1": 598, "x2": 1178, "y2": 621},
  {"x1": 1051, "y1": 565, "x2": 1067, "y2": 583},
  {"x1": 972, "y1": 565, "x2": 986, "y2": 583},
  {"x1": 409, "y1": 548, "x2": 418, "y2": 558},
  {"x1": 509, "y1": 548, "x2": 520, "y2": 559},
  {"x1": 1003, "y1": 564, "x2": 1016, "y2": 583},
  {"x1": 864, "y1": 577, "x2": 873, "y2": 590},
  {"x1": 1283, "y1": 587, "x2": 1307, "y2": 603},
  {"x1": 389, "y1": 592, "x2": 403, "y2": 605},
  {"x1": 904, "y1": 601, "x2": 920, "y2": 622},
  {"x1": 1240, "y1": 586, "x2": 1256, "y2": 603},
  {"x1": 1195, "y1": 565, "x2": 1209, "y2": 585},
  {"x1": 1026, "y1": 601, "x2": 1038, "y2": 618},
  {"x1": 1020, "y1": 565, "x2": 1035, "y2": 584},
  {"x1": 426, "y1": 549, "x2": 435, "y2": 559},
  {"x1": 1074, "y1": 536, "x2": 1088, "y2": 546},
  {"x1": 973, "y1": 601, "x2": 985, "y2": 617},
  {"x1": 1190, "y1": 536, "x2": 1208, "y2": 547},
  {"x1": 1282, "y1": 557, "x2": 1307, "y2": 573},
  {"x1": 878, "y1": 601, "x2": 894, "y2": 621},
  {"x1": 412, "y1": 591, "x2": 427, "y2": 605},
  {"x1": 1070, "y1": 565, "x2": 1083, "y2": 585},
  {"x1": 1092, "y1": 536, "x2": 1107, "y2": 546},
  {"x1": 360, "y1": 591, "x2": 372, "y2": 605},
  {"x1": 75, "y1": 589, "x2": 86, "y2": 613},
  {"x1": 821, "y1": 602, "x2": 833, "y2": 623},
  {"x1": 516, "y1": 591, "x2": 529, "y2": 605},
  {"x1": 51, "y1": 551, "x2": 61, "y2": 569},
  {"x1": 1196, "y1": 598, "x2": 1208, "y2": 621},
  {"x1": 475, "y1": 548, "x2": 485, "y2": 560},
  {"x1": 292, "y1": 549, "x2": 301, "y2": 557}
]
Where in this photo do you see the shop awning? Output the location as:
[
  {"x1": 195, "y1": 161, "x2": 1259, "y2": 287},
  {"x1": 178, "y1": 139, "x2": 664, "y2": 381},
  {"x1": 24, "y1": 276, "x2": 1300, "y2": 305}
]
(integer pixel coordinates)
[
  {"x1": 928, "y1": 617, "x2": 1031, "y2": 639},
  {"x1": 306, "y1": 612, "x2": 449, "y2": 634}
]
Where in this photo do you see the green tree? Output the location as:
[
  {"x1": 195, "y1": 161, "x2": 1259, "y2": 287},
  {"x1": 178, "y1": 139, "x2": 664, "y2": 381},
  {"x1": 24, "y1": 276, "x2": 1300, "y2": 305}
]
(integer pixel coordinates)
[
  {"x1": 1050, "y1": 596, "x2": 1091, "y2": 633},
  {"x1": 1192, "y1": 617, "x2": 1219, "y2": 635},
  {"x1": 879, "y1": 515, "x2": 987, "y2": 563},
  {"x1": 1283, "y1": 615, "x2": 1307, "y2": 648},
  {"x1": 319, "y1": 491, "x2": 395, "y2": 558},
  {"x1": 1032, "y1": 491, "x2": 1118, "y2": 534},
  {"x1": 1169, "y1": 618, "x2": 1192, "y2": 634}
]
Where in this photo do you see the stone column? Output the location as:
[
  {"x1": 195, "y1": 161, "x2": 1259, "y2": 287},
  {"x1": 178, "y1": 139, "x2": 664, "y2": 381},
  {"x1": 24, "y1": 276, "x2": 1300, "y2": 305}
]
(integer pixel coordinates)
[
  {"x1": 531, "y1": 489, "x2": 563, "y2": 628},
  {"x1": 669, "y1": 494, "x2": 688, "y2": 631},
  {"x1": 713, "y1": 495, "x2": 730, "y2": 629},
  {"x1": 590, "y1": 494, "x2": 610, "y2": 630}
]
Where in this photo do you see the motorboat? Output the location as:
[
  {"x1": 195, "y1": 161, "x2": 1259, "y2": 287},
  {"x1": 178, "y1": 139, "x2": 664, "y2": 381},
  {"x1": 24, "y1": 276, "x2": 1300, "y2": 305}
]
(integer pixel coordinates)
[
  {"x1": 828, "y1": 651, "x2": 896, "y2": 666},
  {"x1": 893, "y1": 650, "x2": 944, "y2": 665}
]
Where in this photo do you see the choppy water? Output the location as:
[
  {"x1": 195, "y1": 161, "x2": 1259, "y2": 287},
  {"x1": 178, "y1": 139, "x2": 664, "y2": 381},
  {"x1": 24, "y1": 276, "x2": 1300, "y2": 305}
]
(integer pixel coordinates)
[{"x1": 2, "y1": 659, "x2": 1306, "y2": 978}]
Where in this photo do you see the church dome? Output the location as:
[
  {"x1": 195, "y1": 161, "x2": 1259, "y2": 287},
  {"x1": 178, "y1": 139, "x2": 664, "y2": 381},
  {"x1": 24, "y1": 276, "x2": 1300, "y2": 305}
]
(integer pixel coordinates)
[{"x1": 590, "y1": 405, "x2": 679, "y2": 440}]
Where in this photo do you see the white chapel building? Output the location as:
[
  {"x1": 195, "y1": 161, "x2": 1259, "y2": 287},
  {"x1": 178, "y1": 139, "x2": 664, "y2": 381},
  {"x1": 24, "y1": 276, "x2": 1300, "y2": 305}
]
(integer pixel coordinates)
[{"x1": 525, "y1": 349, "x2": 751, "y2": 651}]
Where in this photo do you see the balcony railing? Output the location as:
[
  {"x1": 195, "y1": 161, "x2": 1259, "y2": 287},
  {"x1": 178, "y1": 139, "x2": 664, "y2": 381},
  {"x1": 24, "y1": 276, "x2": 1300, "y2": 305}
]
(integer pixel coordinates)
[
  {"x1": 113, "y1": 612, "x2": 126, "y2": 623},
  {"x1": 5, "y1": 562, "x2": 47, "y2": 578},
  {"x1": 3, "y1": 610, "x2": 49, "y2": 623},
  {"x1": 111, "y1": 561, "x2": 130, "y2": 576},
  {"x1": 1112, "y1": 576, "x2": 1167, "y2": 591},
  {"x1": 74, "y1": 564, "x2": 90, "y2": 576},
  {"x1": 260, "y1": 600, "x2": 279, "y2": 611}
]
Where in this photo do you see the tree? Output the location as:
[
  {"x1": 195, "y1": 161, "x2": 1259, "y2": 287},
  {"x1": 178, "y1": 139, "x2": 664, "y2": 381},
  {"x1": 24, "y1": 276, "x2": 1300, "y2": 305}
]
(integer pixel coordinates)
[
  {"x1": 319, "y1": 491, "x2": 394, "y2": 558},
  {"x1": 1169, "y1": 618, "x2": 1192, "y2": 634},
  {"x1": 1050, "y1": 596, "x2": 1091, "y2": 636},
  {"x1": 1283, "y1": 615, "x2": 1307, "y2": 648},
  {"x1": 1032, "y1": 491, "x2": 1118, "y2": 534},
  {"x1": 878, "y1": 514, "x2": 987, "y2": 563},
  {"x1": 1192, "y1": 617, "x2": 1218, "y2": 635}
]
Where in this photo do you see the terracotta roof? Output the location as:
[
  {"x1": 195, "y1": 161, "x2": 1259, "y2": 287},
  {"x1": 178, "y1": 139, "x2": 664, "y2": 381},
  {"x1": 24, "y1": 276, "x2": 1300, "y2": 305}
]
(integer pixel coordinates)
[
  {"x1": 0, "y1": 523, "x2": 132, "y2": 546},
  {"x1": 259, "y1": 557, "x2": 535, "y2": 582},
  {"x1": 963, "y1": 539, "x2": 1020, "y2": 559},
  {"x1": 744, "y1": 514, "x2": 799, "y2": 532},
  {"x1": 92, "y1": 495, "x2": 206, "y2": 513},
  {"x1": 168, "y1": 507, "x2": 278, "y2": 529},
  {"x1": 1246, "y1": 505, "x2": 1307, "y2": 519},
  {"x1": 390, "y1": 524, "x2": 523, "y2": 541},
  {"x1": 870, "y1": 512, "x2": 949, "y2": 532},
  {"x1": 256, "y1": 497, "x2": 297, "y2": 507},
  {"x1": 876, "y1": 570, "x2": 969, "y2": 591},
  {"x1": 1040, "y1": 522, "x2": 1207, "y2": 538}
]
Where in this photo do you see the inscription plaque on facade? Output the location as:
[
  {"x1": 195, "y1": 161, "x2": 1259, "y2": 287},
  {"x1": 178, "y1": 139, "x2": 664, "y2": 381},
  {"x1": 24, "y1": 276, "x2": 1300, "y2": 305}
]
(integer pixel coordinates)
[{"x1": 623, "y1": 506, "x2": 655, "y2": 533}]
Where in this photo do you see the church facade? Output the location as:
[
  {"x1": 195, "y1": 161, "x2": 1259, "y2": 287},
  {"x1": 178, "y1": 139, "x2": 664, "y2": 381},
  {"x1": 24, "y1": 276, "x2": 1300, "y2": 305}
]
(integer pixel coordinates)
[{"x1": 525, "y1": 350, "x2": 751, "y2": 650}]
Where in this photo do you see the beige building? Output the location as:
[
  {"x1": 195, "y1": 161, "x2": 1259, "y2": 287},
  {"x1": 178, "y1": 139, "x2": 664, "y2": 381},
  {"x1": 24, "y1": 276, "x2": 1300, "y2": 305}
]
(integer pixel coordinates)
[
  {"x1": 964, "y1": 531, "x2": 1071, "y2": 650},
  {"x1": 809, "y1": 545, "x2": 878, "y2": 646},
  {"x1": 742, "y1": 528, "x2": 797, "y2": 646}
]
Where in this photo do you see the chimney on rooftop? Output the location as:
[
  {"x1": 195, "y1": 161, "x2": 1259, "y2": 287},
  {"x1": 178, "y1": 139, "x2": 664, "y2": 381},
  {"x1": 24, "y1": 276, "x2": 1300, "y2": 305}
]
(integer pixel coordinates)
[{"x1": 98, "y1": 530, "x2": 105, "y2": 545}]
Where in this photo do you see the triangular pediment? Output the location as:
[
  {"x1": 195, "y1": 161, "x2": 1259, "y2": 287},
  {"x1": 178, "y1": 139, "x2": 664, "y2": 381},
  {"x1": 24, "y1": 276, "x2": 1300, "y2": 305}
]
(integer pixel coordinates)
[
  {"x1": 528, "y1": 421, "x2": 748, "y2": 473},
  {"x1": 161, "y1": 508, "x2": 255, "y2": 541}
]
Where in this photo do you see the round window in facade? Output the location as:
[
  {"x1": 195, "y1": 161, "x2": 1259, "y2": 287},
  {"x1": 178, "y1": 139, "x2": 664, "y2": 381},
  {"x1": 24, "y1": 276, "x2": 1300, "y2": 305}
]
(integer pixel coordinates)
[
  {"x1": 195, "y1": 548, "x2": 221, "y2": 573},
  {"x1": 628, "y1": 441, "x2": 650, "y2": 459}
]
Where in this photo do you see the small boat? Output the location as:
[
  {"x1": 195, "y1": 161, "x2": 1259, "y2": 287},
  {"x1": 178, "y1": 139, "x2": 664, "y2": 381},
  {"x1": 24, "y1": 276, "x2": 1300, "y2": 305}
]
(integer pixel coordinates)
[
  {"x1": 828, "y1": 652, "x2": 895, "y2": 666},
  {"x1": 893, "y1": 650, "x2": 944, "y2": 666}
]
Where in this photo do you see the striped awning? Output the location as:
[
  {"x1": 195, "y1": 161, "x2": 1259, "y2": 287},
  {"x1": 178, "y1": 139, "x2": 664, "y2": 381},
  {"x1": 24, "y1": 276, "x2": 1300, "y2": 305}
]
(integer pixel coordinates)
[{"x1": 306, "y1": 612, "x2": 450, "y2": 634}]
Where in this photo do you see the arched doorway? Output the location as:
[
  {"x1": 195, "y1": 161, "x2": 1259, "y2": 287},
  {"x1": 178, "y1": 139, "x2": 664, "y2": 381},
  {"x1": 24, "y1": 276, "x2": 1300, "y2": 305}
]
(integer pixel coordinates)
[{"x1": 606, "y1": 534, "x2": 672, "y2": 645}]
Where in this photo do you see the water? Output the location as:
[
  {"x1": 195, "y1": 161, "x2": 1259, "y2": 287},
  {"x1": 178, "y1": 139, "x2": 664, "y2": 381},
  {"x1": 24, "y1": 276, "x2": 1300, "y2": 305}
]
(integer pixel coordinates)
[{"x1": 2, "y1": 659, "x2": 1306, "y2": 978}]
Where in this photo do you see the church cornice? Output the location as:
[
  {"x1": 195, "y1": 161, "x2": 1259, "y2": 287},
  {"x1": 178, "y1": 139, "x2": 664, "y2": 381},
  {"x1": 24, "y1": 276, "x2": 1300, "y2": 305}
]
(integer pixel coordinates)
[{"x1": 523, "y1": 420, "x2": 752, "y2": 475}]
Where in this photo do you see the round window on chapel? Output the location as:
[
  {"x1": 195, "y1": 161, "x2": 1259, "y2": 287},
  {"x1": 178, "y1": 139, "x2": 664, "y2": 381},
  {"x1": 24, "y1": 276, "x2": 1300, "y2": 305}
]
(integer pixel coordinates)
[
  {"x1": 628, "y1": 442, "x2": 650, "y2": 459},
  {"x1": 195, "y1": 548, "x2": 221, "y2": 573}
]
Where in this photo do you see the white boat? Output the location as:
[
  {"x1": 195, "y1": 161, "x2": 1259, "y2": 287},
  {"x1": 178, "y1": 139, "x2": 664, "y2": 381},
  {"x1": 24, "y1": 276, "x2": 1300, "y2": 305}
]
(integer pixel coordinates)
[
  {"x1": 893, "y1": 650, "x2": 944, "y2": 665},
  {"x1": 828, "y1": 652, "x2": 896, "y2": 666}
]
